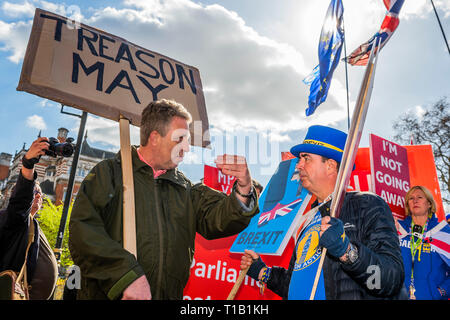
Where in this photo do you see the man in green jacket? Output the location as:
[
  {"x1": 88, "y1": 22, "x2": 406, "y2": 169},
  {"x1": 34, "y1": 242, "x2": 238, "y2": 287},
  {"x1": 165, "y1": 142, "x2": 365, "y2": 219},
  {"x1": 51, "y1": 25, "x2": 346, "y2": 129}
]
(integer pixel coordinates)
[{"x1": 68, "y1": 99, "x2": 259, "y2": 300}]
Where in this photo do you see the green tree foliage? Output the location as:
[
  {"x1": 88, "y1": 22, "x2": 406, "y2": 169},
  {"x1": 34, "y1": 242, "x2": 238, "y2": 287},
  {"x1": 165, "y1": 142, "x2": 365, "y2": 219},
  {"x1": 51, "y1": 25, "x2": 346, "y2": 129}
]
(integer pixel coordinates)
[
  {"x1": 393, "y1": 98, "x2": 449, "y2": 205},
  {"x1": 35, "y1": 198, "x2": 73, "y2": 268}
]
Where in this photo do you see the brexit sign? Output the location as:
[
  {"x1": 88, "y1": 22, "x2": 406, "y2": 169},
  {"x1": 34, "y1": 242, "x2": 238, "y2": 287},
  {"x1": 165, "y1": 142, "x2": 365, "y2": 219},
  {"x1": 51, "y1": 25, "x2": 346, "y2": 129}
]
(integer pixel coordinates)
[
  {"x1": 230, "y1": 158, "x2": 312, "y2": 255},
  {"x1": 258, "y1": 198, "x2": 304, "y2": 226}
]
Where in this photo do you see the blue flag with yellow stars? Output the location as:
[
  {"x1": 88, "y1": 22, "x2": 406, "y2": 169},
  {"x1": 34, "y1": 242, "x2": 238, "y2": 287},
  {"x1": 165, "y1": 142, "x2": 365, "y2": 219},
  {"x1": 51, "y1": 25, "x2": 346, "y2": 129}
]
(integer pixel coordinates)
[{"x1": 305, "y1": 0, "x2": 344, "y2": 116}]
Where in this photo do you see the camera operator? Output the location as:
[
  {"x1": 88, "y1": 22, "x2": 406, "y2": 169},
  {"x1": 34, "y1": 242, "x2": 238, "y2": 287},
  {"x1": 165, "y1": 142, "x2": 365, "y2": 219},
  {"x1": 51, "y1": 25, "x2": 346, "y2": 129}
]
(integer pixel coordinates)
[{"x1": 0, "y1": 137, "x2": 58, "y2": 299}]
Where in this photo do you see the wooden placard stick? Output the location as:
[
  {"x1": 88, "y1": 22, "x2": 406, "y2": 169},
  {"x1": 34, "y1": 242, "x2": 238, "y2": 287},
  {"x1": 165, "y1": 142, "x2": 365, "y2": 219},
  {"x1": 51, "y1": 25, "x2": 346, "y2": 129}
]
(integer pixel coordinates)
[
  {"x1": 119, "y1": 115, "x2": 137, "y2": 258},
  {"x1": 227, "y1": 268, "x2": 249, "y2": 300}
]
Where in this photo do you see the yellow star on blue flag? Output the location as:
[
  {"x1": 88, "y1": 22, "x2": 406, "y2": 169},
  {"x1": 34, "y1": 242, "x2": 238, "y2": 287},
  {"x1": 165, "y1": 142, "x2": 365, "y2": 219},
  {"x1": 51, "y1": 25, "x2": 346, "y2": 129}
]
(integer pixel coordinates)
[{"x1": 304, "y1": 0, "x2": 344, "y2": 116}]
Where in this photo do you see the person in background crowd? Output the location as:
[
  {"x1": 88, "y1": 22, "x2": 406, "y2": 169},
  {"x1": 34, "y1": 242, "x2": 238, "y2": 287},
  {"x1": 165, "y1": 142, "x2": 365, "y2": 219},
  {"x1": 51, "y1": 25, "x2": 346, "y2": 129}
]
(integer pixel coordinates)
[
  {"x1": 0, "y1": 137, "x2": 58, "y2": 299},
  {"x1": 241, "y1": 125, "x2": 407, "y2": 300},
  {"x1": 69, "y1": 99, "x2": 259, "y2": 300},
  {"x1": 397, "y1": 185, "x2": 450, "y2": 300}
]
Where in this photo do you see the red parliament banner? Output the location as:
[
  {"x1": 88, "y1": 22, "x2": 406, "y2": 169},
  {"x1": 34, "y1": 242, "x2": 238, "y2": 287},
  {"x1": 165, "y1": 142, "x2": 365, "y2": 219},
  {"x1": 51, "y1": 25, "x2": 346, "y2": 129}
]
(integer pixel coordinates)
[
  {"x1": 183, "y1": 165, "x2": 290, "y2": 300},
  {"x1": 369, "y1": 134, "x2": 411, "y2": 220}
]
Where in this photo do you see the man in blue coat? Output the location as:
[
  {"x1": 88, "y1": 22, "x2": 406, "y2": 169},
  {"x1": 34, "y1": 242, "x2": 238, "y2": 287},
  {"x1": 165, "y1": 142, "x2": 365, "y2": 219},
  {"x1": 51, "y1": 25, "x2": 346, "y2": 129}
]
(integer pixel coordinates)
[{"x1": 241, "y1": 125, "x2": 408, "y2": 299}]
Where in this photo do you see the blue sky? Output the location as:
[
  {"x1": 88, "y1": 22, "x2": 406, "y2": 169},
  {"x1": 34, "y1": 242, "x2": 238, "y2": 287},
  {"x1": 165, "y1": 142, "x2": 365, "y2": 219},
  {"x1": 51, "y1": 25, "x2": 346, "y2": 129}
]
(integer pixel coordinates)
[{"x1": 0, "y1": 0, "x2": 449, "y2": 188}]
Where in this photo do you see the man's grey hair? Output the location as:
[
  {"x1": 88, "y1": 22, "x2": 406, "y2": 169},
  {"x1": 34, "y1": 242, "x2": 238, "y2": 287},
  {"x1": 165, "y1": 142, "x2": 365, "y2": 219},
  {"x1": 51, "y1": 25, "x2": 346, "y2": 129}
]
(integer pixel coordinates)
[{"x1": 140, "y1": 99, "x2": 192, "y2": 146}]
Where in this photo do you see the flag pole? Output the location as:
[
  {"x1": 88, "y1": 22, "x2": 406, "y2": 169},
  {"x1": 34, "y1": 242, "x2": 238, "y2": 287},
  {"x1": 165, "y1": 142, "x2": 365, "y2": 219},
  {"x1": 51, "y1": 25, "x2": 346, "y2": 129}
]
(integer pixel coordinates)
[
  {"x1": 309, "y1": 36, "x2": 381, "y2": 300},
  {"x1": 343, "y1": 16, "x2": 351, "y2": 130},
  {"x1": 430, "y1": 0, "x2": 450, "y2": 55}
]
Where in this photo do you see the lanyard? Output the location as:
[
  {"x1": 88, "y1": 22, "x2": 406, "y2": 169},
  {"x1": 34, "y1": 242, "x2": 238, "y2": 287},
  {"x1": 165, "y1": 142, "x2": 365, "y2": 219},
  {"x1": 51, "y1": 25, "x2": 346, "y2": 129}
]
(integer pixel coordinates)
[
  {"x1": 409, "y1": 220, "x2": 428, "y2": 283},
  {"x1": 410, "y1": 220, "x2": 427, "y2": 263},
  {"x1": 408, "y1": 220, "x2": 427, "y2": 300}
]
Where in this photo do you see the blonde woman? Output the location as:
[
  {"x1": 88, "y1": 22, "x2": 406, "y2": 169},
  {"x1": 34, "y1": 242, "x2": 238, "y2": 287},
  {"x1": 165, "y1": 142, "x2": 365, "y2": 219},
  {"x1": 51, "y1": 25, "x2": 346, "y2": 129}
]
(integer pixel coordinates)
[{"x1": 397, "y1": 186, "x2": 450, "y2": 300}]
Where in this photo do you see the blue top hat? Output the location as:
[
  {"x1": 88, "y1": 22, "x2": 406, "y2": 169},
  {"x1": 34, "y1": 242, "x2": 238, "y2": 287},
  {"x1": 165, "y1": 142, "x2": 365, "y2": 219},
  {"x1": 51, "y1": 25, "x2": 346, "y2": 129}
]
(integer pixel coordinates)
[{"x1": 290, "y1": 125, "x2": 348, "y2": 164}]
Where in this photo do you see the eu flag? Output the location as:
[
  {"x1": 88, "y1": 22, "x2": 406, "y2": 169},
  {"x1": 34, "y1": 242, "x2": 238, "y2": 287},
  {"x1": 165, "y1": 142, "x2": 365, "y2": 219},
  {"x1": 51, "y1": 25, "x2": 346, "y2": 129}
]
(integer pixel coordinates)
[{"x1": 305, "y1": 0, "x2": 344, "y2": 116}]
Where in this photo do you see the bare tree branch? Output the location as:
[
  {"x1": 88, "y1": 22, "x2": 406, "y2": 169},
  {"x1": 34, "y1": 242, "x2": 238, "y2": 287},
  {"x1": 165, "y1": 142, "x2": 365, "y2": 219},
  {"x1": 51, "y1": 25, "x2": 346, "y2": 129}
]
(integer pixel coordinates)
[{"x1": 392, "y1": 97, "x2": 449, "y2": 205}]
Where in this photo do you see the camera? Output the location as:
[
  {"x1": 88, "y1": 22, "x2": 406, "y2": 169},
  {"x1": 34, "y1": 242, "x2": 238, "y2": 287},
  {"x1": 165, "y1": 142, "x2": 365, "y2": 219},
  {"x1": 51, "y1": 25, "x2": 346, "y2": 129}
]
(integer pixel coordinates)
[
  {"x1": 412, "y1": 224, "x2": 423, "y2": 239},
  {"x1": 45, "y1": 137, "x2": 75, "y2": 157},
  {"x1": 412, "y1": 224, "x2": 423, "y2": 234}
]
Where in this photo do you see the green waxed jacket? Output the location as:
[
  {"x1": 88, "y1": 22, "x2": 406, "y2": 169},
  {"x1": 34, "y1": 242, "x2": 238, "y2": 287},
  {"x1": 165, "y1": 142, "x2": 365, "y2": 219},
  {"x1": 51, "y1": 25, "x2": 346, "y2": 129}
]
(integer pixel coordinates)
[{"x1": 68, "y1": 146, "x2": 258, "y2": 300}]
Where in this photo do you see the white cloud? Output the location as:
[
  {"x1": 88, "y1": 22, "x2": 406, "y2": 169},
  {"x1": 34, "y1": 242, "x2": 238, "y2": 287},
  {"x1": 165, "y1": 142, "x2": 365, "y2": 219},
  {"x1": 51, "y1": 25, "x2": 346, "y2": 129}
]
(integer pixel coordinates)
[
  {"x1": 38, "y1": 98, "x2": 59, "y2": 108},
  {"x1": 0, "y1": 19, "x2": 32, "y2": 63},
  {"x1": 1, "y1": 0, "x2": 82, "y2": 18},
  {"x1": 82, "y1": 116, "x2": 120, "y2": 148},
  {"x1": 435, "y1": 0, "x2": 450, "y2": 17},
  {"x1": 77, "y1": 115, "x2": 140, "y2": 150},
  {"x1": 26, "y1": 114, "x2": 47, "y2": 130},
  {"x1": 0, "y1": 0, "x2": 87, "y2": 63},
  {"x1": 400, "y1": 0, "x2": 430, "y2": 20},
  {"x1": 400, "y1": 0, "x2": 450, "y2": 20},
  {"x1": 39, "y1": 99, "x2": 49, "y2": 107},
  {"x1": 1, "y1": 1, "x2": 35, "y2": 18},
  {"x1": 38, "y1": 0, "x2": 70, "y2": 17}
]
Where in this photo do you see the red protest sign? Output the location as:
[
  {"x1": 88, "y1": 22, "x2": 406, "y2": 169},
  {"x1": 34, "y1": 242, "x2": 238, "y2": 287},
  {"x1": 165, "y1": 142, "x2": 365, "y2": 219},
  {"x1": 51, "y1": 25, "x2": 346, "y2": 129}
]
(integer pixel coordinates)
[
  {"x1": 203, "y1": 165, "x2": 236, "y2": 195},
  {"x1": 369, "y1": 134, "x2": 411, "y2": 219},
  {"x1": 348, "y1": 169, "x2": 372, "y2": 192}
]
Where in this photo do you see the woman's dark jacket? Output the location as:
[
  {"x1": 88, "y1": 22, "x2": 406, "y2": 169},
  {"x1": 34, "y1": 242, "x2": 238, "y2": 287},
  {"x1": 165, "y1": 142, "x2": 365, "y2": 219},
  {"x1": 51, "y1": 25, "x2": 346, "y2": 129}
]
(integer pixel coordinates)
[{"x1": 0, "y1": 171, "x2": 39, "y2": 280}]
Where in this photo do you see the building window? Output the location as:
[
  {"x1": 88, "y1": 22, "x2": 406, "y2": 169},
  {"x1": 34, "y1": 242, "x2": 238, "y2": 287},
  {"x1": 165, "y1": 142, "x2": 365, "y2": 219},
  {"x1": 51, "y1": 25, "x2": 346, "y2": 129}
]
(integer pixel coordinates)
[
  {"x1": 62, "y1": 187, "x2": 78, "y2": 204},
  {"x1": 76, "y1": 168, "x2": 86, "y2": 177}
]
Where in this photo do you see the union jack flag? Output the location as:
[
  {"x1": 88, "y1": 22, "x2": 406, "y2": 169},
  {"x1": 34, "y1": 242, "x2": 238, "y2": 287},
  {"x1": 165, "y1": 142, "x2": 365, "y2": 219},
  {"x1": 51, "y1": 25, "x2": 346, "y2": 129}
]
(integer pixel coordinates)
[
  {"x1": 398, "y1": 220, "x2": 450, "y2": 266},
  {"x1": 424, "y1": 221, "x2": 450, "y2": 266},
  {"x1": 345, "y1": 0, "x2": 405, "y2": 66},
  {"x1": 258, "y1": 198, "x2": 303, "y2": 226}
]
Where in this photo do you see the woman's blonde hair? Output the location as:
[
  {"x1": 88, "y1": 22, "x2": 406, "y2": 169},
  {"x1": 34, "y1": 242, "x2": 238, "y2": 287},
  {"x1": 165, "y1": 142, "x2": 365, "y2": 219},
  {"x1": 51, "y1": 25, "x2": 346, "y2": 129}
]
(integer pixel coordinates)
[{"x1": 404, "y1": 185, "x2": 436, "y2": 218}]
